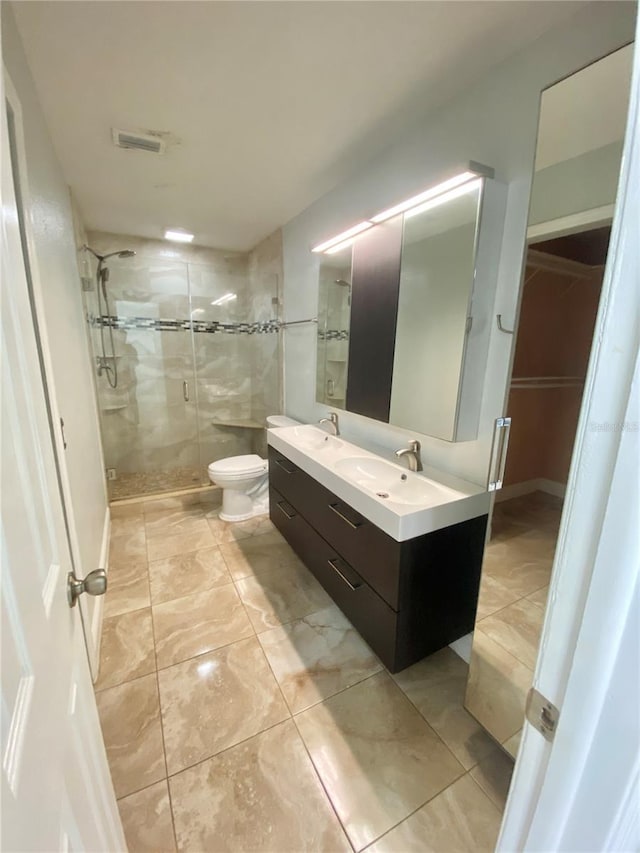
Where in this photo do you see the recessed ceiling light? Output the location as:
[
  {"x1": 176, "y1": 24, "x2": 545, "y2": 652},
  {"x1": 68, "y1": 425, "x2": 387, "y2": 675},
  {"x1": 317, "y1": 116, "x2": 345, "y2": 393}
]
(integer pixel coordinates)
[{"x1": 164, "y1": 229, "x2": 194, "y2": 243}]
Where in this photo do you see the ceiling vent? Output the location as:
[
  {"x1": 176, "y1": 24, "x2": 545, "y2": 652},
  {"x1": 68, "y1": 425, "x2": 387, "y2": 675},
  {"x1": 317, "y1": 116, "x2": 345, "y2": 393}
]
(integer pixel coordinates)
[{"x1": 112, "y1": 128, "x2": 166, "y2": 154}]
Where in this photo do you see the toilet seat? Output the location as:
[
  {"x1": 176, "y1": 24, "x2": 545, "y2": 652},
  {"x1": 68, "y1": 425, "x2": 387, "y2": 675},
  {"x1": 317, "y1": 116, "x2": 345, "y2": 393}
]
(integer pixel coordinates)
[{"x1": 208, "y1": 454, "x2": 267, "y2": 481}]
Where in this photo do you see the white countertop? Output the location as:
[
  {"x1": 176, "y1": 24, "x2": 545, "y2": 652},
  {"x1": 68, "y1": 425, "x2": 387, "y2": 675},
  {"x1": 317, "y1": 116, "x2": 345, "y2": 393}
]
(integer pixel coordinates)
[{"x1": 267, "y1": 425, "x2": 490, "y2": 542}]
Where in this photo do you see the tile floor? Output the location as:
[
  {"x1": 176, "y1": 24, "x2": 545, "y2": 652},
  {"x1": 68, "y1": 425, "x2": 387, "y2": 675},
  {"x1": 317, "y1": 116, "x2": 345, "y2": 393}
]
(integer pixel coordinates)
[
  {"x1": 465, "y1": 491, "x2": 562, "y2": 756},
  {"x1": 98, "y1": 493, "x2": 514, "y2": 852}
]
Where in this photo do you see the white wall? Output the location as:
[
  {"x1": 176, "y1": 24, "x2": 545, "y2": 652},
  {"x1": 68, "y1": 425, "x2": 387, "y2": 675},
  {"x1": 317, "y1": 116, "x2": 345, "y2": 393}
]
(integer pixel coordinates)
[
  {"x1": 3, "y1": 6, "x2": 109, "y2": 578},
  {"x1": 282, "y1": 2, "x2": 636, "y2": 486}
]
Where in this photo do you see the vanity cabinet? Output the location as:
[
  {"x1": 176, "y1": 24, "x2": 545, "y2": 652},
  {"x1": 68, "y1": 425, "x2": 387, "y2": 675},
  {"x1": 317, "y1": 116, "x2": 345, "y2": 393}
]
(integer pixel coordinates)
[{"x1": 269, "y1": 447, "x2": 487, "y2": 672}]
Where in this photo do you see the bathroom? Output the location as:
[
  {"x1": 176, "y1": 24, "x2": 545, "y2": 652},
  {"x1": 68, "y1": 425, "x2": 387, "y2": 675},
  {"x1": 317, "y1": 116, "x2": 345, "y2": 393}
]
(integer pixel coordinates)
[{"x1": 1, "y1": 3, "x2": 638, "y2": 853}]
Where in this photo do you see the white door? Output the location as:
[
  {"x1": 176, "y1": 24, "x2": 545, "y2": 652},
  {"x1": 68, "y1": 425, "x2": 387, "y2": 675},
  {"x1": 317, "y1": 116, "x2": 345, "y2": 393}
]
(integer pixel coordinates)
[
  {"x1": 4, "y1": 72, "x2": 105, "y2": 681},
  {"x1": 1, "y1": 86, "x2": 125, "y2": 851}
]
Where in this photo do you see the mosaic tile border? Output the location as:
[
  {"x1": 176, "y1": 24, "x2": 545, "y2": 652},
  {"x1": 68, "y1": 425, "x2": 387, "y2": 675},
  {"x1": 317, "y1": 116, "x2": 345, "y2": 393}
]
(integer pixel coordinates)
[
  {"x1": 93, "y1": 316, "x2": 280, "y2": 335},
  {"x1": 318, "y1": 329, "x2": 350, "y2": 341}
]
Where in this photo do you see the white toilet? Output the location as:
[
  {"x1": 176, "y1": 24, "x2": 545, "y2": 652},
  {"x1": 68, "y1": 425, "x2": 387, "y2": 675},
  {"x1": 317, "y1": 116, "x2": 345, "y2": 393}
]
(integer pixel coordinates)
[{"x1": 207, "y1": 415, "x2": 300, "y2": 522}]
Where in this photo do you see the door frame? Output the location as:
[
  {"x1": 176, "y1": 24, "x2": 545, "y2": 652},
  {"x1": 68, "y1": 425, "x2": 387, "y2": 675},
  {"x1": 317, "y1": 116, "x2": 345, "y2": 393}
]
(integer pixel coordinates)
[
  {"x1": 498, "y1": 30, "x2": 639, "y2": 850},
  {"x1": 3, "y1": 69, "x2": 107, "y2": 678}
]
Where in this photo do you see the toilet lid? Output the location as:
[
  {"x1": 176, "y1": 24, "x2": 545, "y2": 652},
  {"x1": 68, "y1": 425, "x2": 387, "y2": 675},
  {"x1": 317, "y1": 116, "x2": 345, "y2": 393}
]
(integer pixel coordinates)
[{"x1": 208, "y1": 454, "x2": 267, "y2": 475}]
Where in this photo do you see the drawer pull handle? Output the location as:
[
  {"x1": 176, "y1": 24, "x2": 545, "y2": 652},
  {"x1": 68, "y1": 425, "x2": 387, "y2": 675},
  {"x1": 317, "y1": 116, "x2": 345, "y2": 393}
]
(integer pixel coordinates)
[
  {"x1": 327, "y1": 558, "x2": 361, "y2": 591},
  {"x1": 276, "y1": 501, "x2": 297, "y2": 520},
  {"x1": 274, "y1": 457, "x2": 297, "y2": 474},
  {"x1": 329, "y1": 503, "x2": 364, "y2": 529}
]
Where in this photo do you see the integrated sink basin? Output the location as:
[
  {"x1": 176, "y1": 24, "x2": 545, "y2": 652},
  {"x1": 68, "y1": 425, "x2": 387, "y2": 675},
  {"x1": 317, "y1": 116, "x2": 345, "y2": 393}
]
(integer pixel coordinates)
[
  {"x1": 284, "y1": 424, "x2": 344, "y2": 453},
  {"x1": 334, "y1": 456, "x2": 460, "y2": 506},
  {"x1": 268, "y1": 424, "x2": 490, "y2": 541}
]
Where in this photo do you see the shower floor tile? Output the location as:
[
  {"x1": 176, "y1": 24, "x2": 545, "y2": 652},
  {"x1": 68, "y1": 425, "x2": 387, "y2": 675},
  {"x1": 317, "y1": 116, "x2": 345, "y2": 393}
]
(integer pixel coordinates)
[{"x1": 107, "y1": 467, "x2": 203, "y2": 501}]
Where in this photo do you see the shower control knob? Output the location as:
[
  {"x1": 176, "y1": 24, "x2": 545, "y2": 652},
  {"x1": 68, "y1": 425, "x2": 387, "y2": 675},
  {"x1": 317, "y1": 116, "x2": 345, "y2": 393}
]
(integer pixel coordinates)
[{"x1": 67, "y1": 569, "x2": 108, "y2": 608}]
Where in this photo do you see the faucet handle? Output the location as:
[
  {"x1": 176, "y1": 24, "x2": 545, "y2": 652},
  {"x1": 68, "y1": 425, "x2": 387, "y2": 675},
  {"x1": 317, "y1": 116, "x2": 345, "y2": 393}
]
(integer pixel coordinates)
[{"x1": 408, "y1": 439, "x2": 421, "y2": 452}]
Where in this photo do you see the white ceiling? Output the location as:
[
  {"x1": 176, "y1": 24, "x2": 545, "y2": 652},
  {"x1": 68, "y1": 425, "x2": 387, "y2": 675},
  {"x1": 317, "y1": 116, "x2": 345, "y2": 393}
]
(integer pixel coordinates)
[
  {"x1": 14, "y1": 1, "x2": 587, "y2": 251},
  {"x1": 535, "y1": 43, "x2": 633, "y2": 171}
]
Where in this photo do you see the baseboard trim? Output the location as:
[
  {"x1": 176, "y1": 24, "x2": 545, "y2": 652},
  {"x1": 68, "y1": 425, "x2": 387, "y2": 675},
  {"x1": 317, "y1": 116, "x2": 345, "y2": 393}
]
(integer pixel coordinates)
[
  {"x1": 90, "y1": 506, "x2": 110, "y2": 683},
  {"x1": 496, "y1": 478, "x2": 566, "y2": 502},
  {"x1": 537, "y1": 478, "x2": 567, "y2": 498},
  {"x1": 495, "y1": 480, "x2": 539, "y2": 502}
]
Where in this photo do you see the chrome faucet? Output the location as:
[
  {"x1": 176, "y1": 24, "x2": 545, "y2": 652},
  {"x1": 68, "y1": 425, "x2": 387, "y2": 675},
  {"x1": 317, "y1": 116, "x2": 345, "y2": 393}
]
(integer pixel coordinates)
[
  {"x1": 319, "y1": 412, "x2": 340, "y2": 436},
  {"x1": 395, "y1": 439, "x2": 423, "y2": 472}
]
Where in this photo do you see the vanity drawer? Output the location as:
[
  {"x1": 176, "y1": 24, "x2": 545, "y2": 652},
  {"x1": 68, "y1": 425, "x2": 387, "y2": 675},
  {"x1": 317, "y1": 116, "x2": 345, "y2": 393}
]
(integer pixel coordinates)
[
  {"x1": 269, "y1": 447, "x2": 402, "y2": 609},
  {"x1": 270, "y1": 486, "x2": 398, "y2": 668}
]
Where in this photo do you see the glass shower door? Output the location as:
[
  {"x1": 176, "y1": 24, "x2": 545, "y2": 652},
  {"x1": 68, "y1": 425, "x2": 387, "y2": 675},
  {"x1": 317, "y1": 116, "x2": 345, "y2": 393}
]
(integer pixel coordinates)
[{"x1": 89, "y1": 252, "x2": 200, "y2": 499}]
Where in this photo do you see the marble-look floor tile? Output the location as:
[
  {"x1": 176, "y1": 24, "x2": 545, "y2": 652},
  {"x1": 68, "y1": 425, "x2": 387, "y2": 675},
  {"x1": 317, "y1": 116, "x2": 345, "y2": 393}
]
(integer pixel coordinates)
[
  {"x1": 235, "y1": 560, "x2": 332, "y2": 632},
  {"x1": 478, "y1": 598, "x2": 545, "y2": 669},
  {"x1": 218, "y1": 530, "x2": 299, "y2": 580},
  {"x1": 144, "y1": 508, "x2": 207, "y2": 540},
  {"x1": 117, "y1": 780, "x2": 176, "y2": 853},
  {"x1": 470, "y1": 748, "x2": 515, "y2": 811},
  {"x1": 296, "y1": 671, "x2": 464, "y2": 851},
  {"x1": 503, "y1": 729, "x2": 522, "y2": 759},
  {"x1": 474, "y1": 573, "x2": 520, "y2": 621},
  {"x1": 206, "y1": 513, "x2": 278, "y2": 544},
  {"x1": 96, "y1": 674, "x2": 165, "y2": 798},
  {"x1": 169, "y1": 720, "x2": 350, "y2": 853},
  {"x1": 153, "y1": 584, "x2": 254, "y2": 668},
  {"x1": 146, "y1": 526, "x2": 216, "y2": 561},
  {"x1": 368, "y1": 775, "x2": 502, "y2": 853},
  {"x1": 392, "y1": 648, "x2": 498, "y2": 770},
  {"x1": 149, "y1": 547, "x2": 231, "y2": 605},
  {"x1": 110, "y1": 529, "x2": 147, "y2": 563},
  {"x1": 143, "y1": 494, "x2": 202, "y2": 515},
  {"x1": 258, "y1": 604, "x2": 382, "y2": 713},
  {"x1": 464, "y1": 629, "x2": 532, "y2": 744},
  {"x1": 104, "y1": 559, "x2": 150, "y2": 618},
  {"x1": 110, "y1": 501, "x2": 145, "y2": 519},
  {"x1": 482, "y1": 543, "x2": 553, "y2": 599},
  {"x1": 111, "y1": 515, "x2": 147, "y2": 539},
  {"x1": 198, "y1": 487, "x2": 222, "y2": 507},
  {"x1": 527, "y1": 584, "x2": 550, "y2": 608},
  {"x1": 95, "y1": 608, "x2": 155, "y2": 690},
  {"x1": 158, "y1": 637, "x2": 289, "y2": 774}
]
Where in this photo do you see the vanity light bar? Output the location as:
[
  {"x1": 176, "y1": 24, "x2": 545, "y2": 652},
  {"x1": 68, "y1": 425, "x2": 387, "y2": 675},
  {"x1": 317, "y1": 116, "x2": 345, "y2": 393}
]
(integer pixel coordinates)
[
  {"x1": 371, "y1": 171, "x2": 477, "y2": 224},
  {"x1": 403, "y1": 177, "x2": 483, "y2": 220},
  {"x1": 312, "y1": 164, "x2": 492, "y2": 254},
  {"x1": 311, "y1": 221, "x2": 373, "y2": 253},
  {"x1": 325, "y1": 237, "x2": 357, "y2": 255}
]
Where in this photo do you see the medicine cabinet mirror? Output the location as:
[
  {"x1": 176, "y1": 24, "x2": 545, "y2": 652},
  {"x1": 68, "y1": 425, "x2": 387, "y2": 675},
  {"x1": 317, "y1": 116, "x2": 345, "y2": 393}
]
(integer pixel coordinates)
[{"x1": 315, "y1": 166, "x2": 501, "y2": 441}]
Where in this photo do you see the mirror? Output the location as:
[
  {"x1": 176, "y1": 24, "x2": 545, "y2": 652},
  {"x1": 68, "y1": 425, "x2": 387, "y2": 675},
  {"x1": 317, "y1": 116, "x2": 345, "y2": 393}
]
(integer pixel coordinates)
[
  {"x1": 316, "y1": 245, "x2": 352, "y2": 408},
  {"x1": 464, "y1": 44, "x2": 633, "y2": 758},
  {"x1": 390, "y1": 183, "x2": 482, "y2": 439},
  {"x1": 314, "y1": 173, "x2": 487, "y2": 440}
]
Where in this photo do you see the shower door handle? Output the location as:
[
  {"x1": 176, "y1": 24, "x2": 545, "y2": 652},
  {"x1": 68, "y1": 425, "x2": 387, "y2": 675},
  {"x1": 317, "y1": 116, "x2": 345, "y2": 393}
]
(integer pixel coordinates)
[{"x1": 183, "y1": 381, "x2": 189, "y2": 402}]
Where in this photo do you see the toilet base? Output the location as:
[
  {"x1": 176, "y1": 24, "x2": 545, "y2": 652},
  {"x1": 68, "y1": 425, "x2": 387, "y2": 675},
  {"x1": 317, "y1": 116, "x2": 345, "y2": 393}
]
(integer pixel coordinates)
[{"x1": 219, "y1": 486, "x2": 269, "y2": 523}]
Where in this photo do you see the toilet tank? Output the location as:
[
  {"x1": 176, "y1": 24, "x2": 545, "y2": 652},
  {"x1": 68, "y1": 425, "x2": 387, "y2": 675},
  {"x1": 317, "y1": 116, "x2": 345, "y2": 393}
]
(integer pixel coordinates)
[{"x1": 266, "y1": 415, "x2": 300, "y2": 428}]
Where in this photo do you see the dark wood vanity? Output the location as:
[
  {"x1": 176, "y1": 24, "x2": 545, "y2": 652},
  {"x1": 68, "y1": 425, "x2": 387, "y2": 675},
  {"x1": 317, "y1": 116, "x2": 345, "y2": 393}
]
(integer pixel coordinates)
[{"x1": 268, "y1": 446, "x2": 487, "y2": 672}]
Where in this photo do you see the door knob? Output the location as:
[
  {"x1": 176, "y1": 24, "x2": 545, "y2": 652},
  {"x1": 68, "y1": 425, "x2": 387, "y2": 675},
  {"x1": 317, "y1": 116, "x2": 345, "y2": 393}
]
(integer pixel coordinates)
[{"x1": 67, "y1": 569, "x2": 108, "y2": 608}]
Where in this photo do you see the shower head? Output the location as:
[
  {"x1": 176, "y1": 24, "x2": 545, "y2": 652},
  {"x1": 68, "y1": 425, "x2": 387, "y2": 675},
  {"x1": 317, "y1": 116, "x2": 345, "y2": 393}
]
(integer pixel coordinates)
[{"x1": 84, "y1": 245, "x2": 136, "y2": 262}]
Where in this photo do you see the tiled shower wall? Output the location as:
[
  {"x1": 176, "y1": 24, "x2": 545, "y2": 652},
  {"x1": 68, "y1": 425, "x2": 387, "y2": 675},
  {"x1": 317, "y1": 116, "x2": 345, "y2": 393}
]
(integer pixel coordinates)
[{"x1": 82, "y1": 231, "x2": 283, "y2": 500}]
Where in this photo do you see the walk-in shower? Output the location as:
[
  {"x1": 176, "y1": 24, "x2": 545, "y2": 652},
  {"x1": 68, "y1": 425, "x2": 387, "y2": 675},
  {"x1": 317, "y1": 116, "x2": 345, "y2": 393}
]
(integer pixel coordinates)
[
  {"x1": 84, "y1": 245, "x2": 136, "y2": 388},
  {"x1": 81, "y1": 233, "x2": 282, "y2": 501}
]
